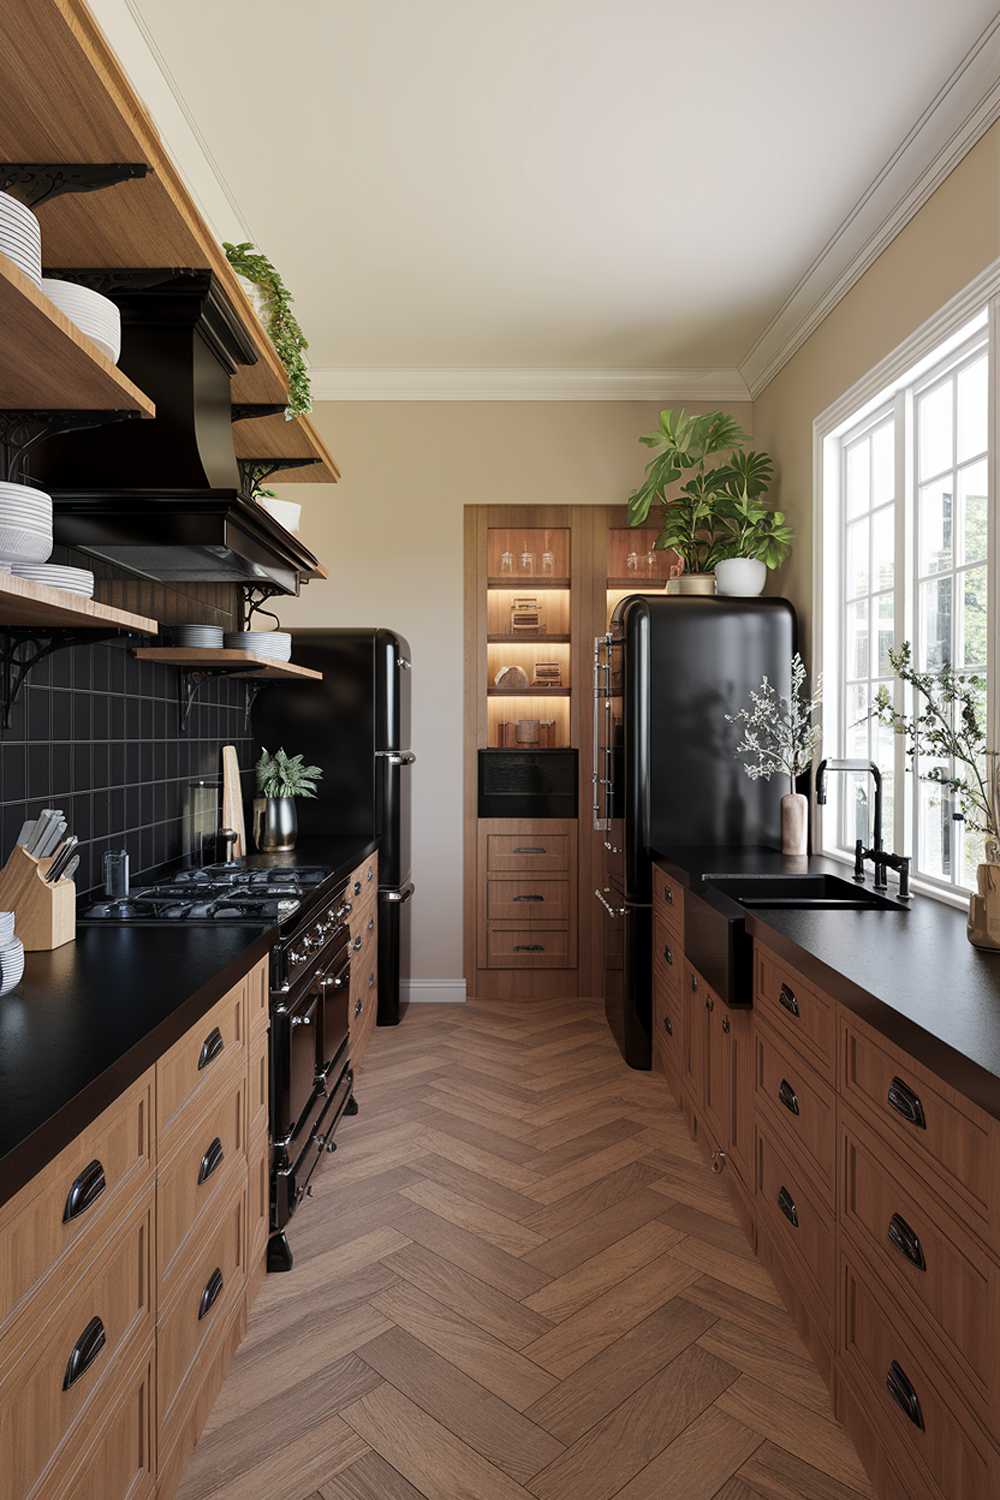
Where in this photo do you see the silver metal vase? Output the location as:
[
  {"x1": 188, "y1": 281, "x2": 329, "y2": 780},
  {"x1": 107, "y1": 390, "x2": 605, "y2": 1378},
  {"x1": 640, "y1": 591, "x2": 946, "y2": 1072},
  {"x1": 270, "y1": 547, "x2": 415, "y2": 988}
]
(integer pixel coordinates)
[{"x1": 254, "y1": 796, "x2": 298, "y2": 852}]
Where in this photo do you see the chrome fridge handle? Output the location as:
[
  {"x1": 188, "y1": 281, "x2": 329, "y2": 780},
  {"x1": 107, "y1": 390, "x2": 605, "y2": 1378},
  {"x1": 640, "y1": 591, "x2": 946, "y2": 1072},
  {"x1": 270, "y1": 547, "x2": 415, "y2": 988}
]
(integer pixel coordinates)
[
  {"x1": 376, "y1": 751, "x2": 416, "y2": 765},
  {"x1": 594, "y1": 887, "x2": 626, "y2": 918},
  {"x1": 593, "y1": 633, "x2": 612, "y2": 831}
]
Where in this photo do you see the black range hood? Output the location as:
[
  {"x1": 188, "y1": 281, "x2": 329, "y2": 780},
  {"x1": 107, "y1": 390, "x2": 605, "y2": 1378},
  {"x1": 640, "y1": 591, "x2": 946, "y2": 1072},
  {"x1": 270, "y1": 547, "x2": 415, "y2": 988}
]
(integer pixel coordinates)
[{"x1": 27, "y1": 269, "x2": 320, "y2": 593}]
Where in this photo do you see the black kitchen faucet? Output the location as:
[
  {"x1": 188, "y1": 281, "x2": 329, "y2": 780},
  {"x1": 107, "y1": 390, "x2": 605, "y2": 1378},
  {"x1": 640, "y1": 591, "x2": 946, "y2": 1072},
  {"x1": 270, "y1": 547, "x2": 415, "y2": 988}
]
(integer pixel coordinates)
[{"x1": 815, "y1": 758, "x2": 910, "y2": 898}]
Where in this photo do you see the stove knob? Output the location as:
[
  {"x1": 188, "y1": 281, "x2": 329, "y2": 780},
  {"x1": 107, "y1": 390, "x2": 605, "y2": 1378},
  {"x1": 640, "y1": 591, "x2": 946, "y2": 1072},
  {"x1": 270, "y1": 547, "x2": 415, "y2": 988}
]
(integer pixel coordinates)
[{"x1": 289, "y1": 949, "x2": 306, "y2": 966}]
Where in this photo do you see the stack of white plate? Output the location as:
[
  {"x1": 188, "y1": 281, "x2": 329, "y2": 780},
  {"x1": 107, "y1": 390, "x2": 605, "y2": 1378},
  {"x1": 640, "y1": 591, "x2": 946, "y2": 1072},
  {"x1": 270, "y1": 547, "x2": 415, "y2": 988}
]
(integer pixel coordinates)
[
  {"x1": 0, "y1": 193, "x2": 42, "y2": 286},
  {"x1": 163, "y1": 624, "x2": 225, "y2": 649},
  {"x1": 224, "y1": 630, "x2": 292, "y2": 662},
  {"x1": 0, "y1": 913, "x2": 14, "y2": 945},
  {"x1": 0, "y1": 935, "x2": 24, "y2": 996},
  {"x1": 10, "y1": 563, "x2": 94, "y2": 597},
  {"x1": 41, "y1": 278, "x2": 122, "y2": 364},
  {"x1": 0, "y1": 481, "x2": 53, "y2": 565}
]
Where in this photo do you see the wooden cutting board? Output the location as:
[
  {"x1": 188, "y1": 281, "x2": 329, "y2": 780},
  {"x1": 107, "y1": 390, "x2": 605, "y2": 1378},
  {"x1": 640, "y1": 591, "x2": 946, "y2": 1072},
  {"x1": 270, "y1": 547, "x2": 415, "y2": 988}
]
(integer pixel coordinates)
[{"x1": 221, "y1": 745, "x2": 247, "y2": 858}]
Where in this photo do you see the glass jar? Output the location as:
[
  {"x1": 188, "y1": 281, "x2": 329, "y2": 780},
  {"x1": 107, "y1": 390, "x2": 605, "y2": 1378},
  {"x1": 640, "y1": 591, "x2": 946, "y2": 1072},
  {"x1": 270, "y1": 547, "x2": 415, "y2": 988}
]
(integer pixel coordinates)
[
  {"x1": 541, "y1": 549, "x2": 555, "y2": 575},
  {"x1": 499, "y1": 550, "x2": 514, "y2": 573},
  {"x1": 519, "y1": 549, "x2": 535, "y2": 575},
  {"x1": 626, "y1": 550, "x2": 639, "y2": 574}
]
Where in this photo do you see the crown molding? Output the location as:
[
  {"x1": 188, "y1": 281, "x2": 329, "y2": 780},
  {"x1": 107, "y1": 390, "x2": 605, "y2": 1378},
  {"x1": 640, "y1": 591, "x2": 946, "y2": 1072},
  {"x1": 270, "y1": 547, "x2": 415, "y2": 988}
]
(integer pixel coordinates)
[
  {"x1": 740, "y1": 16, "x2": 1000, "y2": 401},
  {"x1": 309, "y1": 366, "x2": 751, "y2": 402}
]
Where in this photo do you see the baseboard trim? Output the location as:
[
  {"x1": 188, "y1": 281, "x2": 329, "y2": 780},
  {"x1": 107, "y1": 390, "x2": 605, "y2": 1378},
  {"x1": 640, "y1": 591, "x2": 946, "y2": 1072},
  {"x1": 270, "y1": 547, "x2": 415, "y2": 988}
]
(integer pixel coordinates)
[{"x1": 403, "y1": 979, "x2": 467, "y2": 1004}]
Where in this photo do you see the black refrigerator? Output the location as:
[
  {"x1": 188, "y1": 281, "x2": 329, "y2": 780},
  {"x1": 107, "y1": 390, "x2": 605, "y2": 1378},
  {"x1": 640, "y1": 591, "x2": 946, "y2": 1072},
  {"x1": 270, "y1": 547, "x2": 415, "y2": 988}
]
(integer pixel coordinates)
[
  {"x1": 253, "y1": 628, "x2": 414, "y2": 1025},
  {"x1": 595, "y1": 594, "x2": 794, "y2": 1068}
]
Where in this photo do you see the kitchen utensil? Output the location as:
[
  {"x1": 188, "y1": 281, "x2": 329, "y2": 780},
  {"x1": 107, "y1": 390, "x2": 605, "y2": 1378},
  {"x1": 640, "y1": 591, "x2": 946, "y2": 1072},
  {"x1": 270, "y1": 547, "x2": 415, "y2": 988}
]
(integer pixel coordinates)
[
  {"x1": 221, "y1": 746, "x2": 246, "y2": 859},
  {"x1": 26, "y1": 810, "x2": 57, "y2": 855},
  {"x1": 48, "y1": 836, "x2": 78, "y2": 884},
  {"x1": 15, "y1": 820, "x2": 35, "y2": 848},
  {"x1": 37, "y1": 816, "x2": 66, "y2": 858},
  {"x1": 217, "y1": 828, "x2": 239, "y2": 864},
  {"x1": 0, "y1": 843, "x2": 75, "y2": 950},
  {"x1": 61, "y1": 856, "x2": 79, "y2": 884}
]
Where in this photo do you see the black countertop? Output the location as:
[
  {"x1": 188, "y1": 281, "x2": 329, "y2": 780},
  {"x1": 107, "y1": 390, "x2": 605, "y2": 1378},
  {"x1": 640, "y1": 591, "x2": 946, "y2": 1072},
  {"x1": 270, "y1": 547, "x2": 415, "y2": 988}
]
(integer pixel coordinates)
[
  {"x1": 0, "y1": 833, "x2": 377, "y2": 1210},
  {"x1": 652, "y1": 846, "x2": 1000, "y2": 1121}
]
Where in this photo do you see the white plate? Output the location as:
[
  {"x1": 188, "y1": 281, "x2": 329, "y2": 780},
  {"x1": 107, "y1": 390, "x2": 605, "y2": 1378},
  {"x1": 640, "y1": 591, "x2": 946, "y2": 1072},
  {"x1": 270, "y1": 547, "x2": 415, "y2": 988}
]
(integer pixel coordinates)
[
  {"x1": 11, "y1": 565, "x2": 94, "y2": 594},
  {"x1": 0, "y1": 249, "x2": 42, "y2": 285},
  {"x1": 0, "y1": 913, "x2": 14, "y2": 942},
  {"x1": 0, "y1": 481, "x2": 51, "y2": 501},
  {"x1": 0, "y1": 527, "x2": 52, "y2": 564}
]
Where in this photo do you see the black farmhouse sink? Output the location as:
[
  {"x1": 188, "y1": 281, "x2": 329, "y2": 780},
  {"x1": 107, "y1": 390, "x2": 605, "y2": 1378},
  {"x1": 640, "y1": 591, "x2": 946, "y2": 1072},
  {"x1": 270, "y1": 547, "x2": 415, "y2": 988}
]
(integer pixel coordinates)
[{"x1": 706, "y1": 874, "x2": 904, "y2": 912}]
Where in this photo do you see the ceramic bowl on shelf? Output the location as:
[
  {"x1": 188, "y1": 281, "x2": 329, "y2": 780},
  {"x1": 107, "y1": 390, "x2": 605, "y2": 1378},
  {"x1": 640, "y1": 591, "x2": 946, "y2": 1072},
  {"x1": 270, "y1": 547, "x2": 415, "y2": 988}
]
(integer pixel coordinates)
[
  {"x1": 41, "y1": 278, "x2": 122, "y2": 364},
  {"x1": 10, "y1": 564, "x2": 94, "y2": 596},
  {"x1": 0, "y1": 192, "x2": 42, "y2": 285}
]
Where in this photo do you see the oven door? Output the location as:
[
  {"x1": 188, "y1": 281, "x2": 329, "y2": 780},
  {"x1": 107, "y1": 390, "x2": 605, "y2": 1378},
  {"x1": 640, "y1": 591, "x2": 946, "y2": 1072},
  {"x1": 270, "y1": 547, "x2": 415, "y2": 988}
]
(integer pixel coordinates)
[
  {"x1": 317, "y1": 947, "x2": 351, "y2": 1086},
  {"x1": 271, "y1": 983, "x2": 323, "y2": 1150}
]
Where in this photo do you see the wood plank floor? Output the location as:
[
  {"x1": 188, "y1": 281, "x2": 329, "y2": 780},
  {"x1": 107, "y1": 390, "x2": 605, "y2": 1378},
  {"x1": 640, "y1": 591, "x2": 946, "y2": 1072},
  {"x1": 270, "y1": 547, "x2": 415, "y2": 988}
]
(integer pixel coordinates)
[{"x1": 177, "y1": 998, "x2": 873, "y2": 1500}]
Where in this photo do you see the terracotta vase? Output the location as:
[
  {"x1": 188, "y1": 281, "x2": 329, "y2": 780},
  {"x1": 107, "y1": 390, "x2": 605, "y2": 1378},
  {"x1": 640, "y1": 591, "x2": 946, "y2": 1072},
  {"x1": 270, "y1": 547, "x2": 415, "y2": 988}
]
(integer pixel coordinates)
[
  {"x1": 967, "y1": 862, "x2": 1000, "y2": 950},
  {"x1": 781, "y1": 792, "x2": 808, "y2": 857}
]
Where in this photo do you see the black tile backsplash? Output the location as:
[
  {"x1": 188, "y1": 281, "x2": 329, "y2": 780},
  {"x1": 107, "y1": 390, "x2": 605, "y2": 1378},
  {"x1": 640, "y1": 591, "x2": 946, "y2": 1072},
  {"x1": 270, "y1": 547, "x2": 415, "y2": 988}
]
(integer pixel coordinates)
[{"x1": 0, "y1": 553, "x2": 256, "y2": 896}]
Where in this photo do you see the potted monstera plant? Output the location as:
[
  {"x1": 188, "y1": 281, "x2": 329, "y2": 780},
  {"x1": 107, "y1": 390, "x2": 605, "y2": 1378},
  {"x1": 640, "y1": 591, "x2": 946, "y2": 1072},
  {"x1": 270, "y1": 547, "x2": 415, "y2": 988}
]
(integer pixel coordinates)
[{"x1": 627, "y1": 409, "x2": 792, "y2": 595}]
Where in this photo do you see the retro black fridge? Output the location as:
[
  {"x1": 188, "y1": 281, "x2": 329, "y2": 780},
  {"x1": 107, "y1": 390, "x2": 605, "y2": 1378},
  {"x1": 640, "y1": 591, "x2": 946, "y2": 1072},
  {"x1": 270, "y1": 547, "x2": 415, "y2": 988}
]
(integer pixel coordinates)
[
  {"x1": 594, "y1": 594, "x2": 794, "y2": 1068},
  {"x1": 253, "y1": 628, "x2": 414, "y2": 1025}
]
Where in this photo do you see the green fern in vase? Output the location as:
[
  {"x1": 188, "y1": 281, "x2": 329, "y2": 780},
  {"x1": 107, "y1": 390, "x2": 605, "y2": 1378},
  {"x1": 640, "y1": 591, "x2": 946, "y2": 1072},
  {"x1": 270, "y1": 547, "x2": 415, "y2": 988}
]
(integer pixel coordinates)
[{"x1": 255, "y1": 747, "x2": 323, "y2": 799}]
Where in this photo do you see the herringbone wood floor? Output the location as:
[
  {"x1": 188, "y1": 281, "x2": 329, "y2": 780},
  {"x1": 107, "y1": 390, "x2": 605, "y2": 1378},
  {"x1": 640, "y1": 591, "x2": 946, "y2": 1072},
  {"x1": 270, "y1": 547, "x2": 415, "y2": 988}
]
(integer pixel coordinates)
[{"x1": 177, "y1": 998, "x2": 873, "y2": 1500}]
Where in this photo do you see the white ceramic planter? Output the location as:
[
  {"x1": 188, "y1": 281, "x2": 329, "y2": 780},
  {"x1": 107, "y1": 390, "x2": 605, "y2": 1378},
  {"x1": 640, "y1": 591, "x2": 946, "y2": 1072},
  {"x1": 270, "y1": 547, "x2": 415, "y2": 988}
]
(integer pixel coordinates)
[
  {"x1": 781, "y1": 792, "x2": 809, "y2": 856},
  {"x1": 715, "y1": 558, "x2": 767, "y2": 596}
]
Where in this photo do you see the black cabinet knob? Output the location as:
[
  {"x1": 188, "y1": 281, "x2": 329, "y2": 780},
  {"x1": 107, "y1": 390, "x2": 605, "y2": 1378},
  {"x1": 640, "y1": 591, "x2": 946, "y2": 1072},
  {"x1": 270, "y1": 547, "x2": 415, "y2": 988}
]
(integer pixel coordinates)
[
  {"x1": 664, "y1": 1016, "x2": 673, "y2": 1035},
  {"x1": 663, "y1": 946, "x2": 673, "y2": 966},
  {"x1": 887, "y1": 1076, "x2": 926, "y2": 1129}
]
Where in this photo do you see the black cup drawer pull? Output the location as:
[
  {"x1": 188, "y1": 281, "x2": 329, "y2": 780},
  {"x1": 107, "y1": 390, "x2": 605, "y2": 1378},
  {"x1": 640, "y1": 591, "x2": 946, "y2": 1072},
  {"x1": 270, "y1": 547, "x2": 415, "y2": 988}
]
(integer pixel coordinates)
[
  {"x1": 887, "y1": 1076, "x2": 926, "y2": 1129},
  {"x1": 663, "y1": 946, "x2": 673, "y2": 966},
  {"x1": 663, "y1": 885, "x2": 673, "y2": 904},
  {"x1": 777, "y1": 1186, "x2": 799, "y2": 1228},
  {"x1": 886, "y1": 1359, "x2": 925, "y2": 1430},
  {"x1": 197, "y1": 1026, "x2": 225, "y2": 1071},
  {"x1": 197, "y1": 1137, "x2": 225, "y2": 1186},
  {"x1": 63, "y1": 1315, "x2": 106, "y2": 1391},
  {"x1": 198, "y1": 1267, "x2": 224, "y2": 1321},
  {"x1": 888, "y1": 1212, "x2": 927, "y2": 1271},
  {"x1": 513, "y1": 894, "x2": 544, "y2": 902},
  {"x1": 663, "y1": 1016, "x2": 673, "y2": 1035},
  {"x1": 514, "y1": 846, "x2": 545, "y2": 854},
  {"x1": 514, "y1": 944, "x2": 545, "y2": 953},
  {"x1": 354, "y1": 998, "x2": 364, "y2": 1017},
  {"x1": 778, "y1": 1079, "x2": 801, "y2": 1117},
  {"x1": 778, "y1": 983, "x2": 800, "y2": 1017},
  {"x1": 63, "y1": 1158, "x2": 107, "y2": 1223}
]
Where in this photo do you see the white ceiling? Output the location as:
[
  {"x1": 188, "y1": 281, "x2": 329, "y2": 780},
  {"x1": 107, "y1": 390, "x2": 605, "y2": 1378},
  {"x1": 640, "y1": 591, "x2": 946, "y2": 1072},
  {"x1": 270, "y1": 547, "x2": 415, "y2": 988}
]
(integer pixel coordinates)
[{"x1": 128, "y1": 0, "x2": 999, "y2": 386}]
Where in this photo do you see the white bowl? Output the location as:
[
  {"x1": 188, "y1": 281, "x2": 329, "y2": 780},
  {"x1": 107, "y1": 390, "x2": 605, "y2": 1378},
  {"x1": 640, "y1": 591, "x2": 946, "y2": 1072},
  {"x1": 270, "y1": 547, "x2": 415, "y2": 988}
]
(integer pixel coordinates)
[
  {"x1": 257, "y1": 497, "x2": 302, "y2": 533},
  {"x1": 0, "y1": 526, "x2": 52, "y2": 564}
]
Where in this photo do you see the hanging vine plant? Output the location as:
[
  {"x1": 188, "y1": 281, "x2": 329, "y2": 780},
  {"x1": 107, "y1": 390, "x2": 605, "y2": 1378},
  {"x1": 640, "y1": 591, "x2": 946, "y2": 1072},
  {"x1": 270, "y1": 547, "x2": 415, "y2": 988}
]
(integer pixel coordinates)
[{"x1": 224, "y1": 241, "x2": 312, "y2": 419}]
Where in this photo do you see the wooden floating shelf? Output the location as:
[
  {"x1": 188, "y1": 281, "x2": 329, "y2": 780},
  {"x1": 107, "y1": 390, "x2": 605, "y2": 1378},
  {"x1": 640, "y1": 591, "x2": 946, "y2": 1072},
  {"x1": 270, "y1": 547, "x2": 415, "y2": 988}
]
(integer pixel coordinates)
[
  {"x1": 133, "y1": 647, "x2": 322, "y2": 680},
  {"x1": 607, "y1": 577, "x2": 668, "y2": 589},
  {"x1": 487, "y1": 577, "x2": 571, "y2": 590},
  {"x1": 0, "y1": 254, "x2": 154, "y2": 413},
  {"x1": 233, "y1": 408, "x2": 339, "y2": 484},
  {"x1": 487, "y1": 633, "x2": 571, "y2": 644},
  {"x1": 0, "y1": 0, "x2": 336, "y2": 479},
  {"x1": 0, "y1": 573, "x2": 157, "y2": 632},
  {"x1": 487, "y1": 686, "x2": 571, "y2": 697}
]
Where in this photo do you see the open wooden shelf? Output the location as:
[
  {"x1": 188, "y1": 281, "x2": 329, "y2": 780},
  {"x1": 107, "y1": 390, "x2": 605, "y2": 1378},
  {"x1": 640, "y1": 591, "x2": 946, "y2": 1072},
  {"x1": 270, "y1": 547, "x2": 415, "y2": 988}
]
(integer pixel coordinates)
[
  {"x1": 0, "y1": 254, "x2": 154, "y2": 414},
  {"x1": 487, "y1": 577, "x2": 571, "y2": 590},
  {"x1": 607, "y1": 577, "x2": 668, "y2": 589},
  {"x1": 487, "y1": 633, "x2": 571, "y2": 644},
  {"x1": 0, "y1": 573, "x2": 157, "y2": 632},
  {"x1": 233, "y1": 408, "x2": 338, "y2": 484},
  {"x1": 0, "y1": 0, "x2": 335, "y2": 479},
  {"x1": 133, "y1": 647, "x2": 322, "y2": 680},
  {"x1": 487, "y1": 686, "x2": 571, "y2": 698}
]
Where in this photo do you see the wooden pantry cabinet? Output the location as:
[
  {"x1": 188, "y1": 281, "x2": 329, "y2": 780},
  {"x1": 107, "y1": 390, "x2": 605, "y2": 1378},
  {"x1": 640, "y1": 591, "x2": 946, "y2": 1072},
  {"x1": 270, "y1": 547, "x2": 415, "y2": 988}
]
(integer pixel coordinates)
[
  {"x1": 0, "y1": 955, "x2": 270, "y2": 1500},
  {"x1": 649, "y1": 870, "x2": 1000, "y2": 1499}
]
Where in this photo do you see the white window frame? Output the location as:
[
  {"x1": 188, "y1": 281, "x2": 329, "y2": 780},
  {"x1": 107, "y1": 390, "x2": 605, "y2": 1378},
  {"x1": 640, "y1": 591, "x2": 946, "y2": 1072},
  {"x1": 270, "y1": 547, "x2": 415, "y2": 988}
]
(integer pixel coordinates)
[{"x1": 814, "y1": 259, "x2": 1000, "y2": 908}]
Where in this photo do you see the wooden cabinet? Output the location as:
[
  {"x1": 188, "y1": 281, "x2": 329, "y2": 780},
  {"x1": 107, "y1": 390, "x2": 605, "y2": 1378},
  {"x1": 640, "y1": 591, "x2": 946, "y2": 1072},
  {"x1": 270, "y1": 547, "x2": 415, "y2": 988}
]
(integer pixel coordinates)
[
  {"x1": 348, "y1": 861, "x2": 379, "y2": 1069},
  {"x1": 755, "y1": 1021, "x2": 837, "y2": 1206},
  {"x1": 156, "y1": 1069, "x2": 246, "y2": 1293},
  {"x1": 50, "y1": 1339, "x2": 156, "y2": 1500},
  {"x1": 156, "y1": 980, "x2": 247, "y2": 1151},
  {"x1": 755, "y1": 946, "x2": 836, "y2": 1082},
  {"x1": 477, "y1": 818, "x2": 578, "y2": 980}
]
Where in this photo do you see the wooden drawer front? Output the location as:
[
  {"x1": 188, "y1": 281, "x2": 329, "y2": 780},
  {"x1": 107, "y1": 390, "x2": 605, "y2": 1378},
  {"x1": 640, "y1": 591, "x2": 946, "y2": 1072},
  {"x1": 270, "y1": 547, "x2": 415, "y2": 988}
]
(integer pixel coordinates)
[
  {"x1": 755, "y1": 946, "x2": 835, "y2": 1081},
  {"x1": 350, "y1": 960, "x2": 378, "y2": 1066},
  {"x1": 652, "y1": 912, "x2": 681, "y2": 991},
  {"x1": 157, "y1": 1071, "x2": 246, "y2": 1291},
  {"x1": 248, "y1": 1023, "x2": 269, "y2": 1140},
  {"x1": 349, "y1": 905, "x2": 378, "y2": 964},
  {"x1": 155, "y1": 1307, "x2": 243, "y2": 1500},
  {"x1": 840, "y1": 1014, "x2": 994, "y2": 1246},
  {"x1": 840, "y1": 1242, "x2": 994, "y2": 1500},
  {"x1": 246, "y1": 956, "x2": 269, "y2": 1036},
  {"x1": 756, "y1": 1120, "x2": 835, "y2": 1329},
  {"x1": 247, "y1": 1125, "x2": 269, "y2": 1275},
  {"x1": 348, "y1": 852, "x2": 379, "y2": 903},
  {"x1": 755, "y1": 1022, "x2": 836, "y2": 1204},
  {"x1": 652, "y1": 869, "x2": 683, "y2": 937},
  {"x1": 653, "y1": 977, "x2": 682, "y2": 1085},
  {"x1": 157, "y1": 1183, "x2": 245, "y2": 1434},
  {"x1": 0, "y1": 1189, "x2": 153, "y2": 1500},
  {"x1": 840, "y1": 1107, "x2": 997, "y2": 1419},
  {"x1": 487, "y1": 878, "x2": 569, "y2": 924},
  {"x1": 0, "y1": 1069, "x2": 153, "y2": 1354},
  {"x1": 157, "y1": 982, "x2": 246, "y2": 1151},
  {"x1": 486, "y1": 926, "x2": 571, "y2": 967},
  {"x1": 486, "y1": 833, "x2": 569, "y2": 874},
  {"x1": 50, "y1": 1340, "x2": 155, "y2": 1500}
]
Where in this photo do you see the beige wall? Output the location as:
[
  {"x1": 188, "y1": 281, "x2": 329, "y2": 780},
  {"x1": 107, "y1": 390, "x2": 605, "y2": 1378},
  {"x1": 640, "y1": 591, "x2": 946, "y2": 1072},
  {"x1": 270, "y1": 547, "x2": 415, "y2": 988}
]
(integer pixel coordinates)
[
  {"x1": 276, "y1": 399, "x2": 751, "y2": 989},
  {"x1": 756, "y1": 121, "x2": 1000, "y2": 660}
]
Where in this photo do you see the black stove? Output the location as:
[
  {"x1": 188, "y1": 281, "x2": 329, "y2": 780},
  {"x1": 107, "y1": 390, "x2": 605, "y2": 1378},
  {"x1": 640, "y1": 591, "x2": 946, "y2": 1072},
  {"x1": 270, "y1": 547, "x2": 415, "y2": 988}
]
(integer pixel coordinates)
[{"x1": 81, "y1": 863, "x2": 331, "y2": 924}]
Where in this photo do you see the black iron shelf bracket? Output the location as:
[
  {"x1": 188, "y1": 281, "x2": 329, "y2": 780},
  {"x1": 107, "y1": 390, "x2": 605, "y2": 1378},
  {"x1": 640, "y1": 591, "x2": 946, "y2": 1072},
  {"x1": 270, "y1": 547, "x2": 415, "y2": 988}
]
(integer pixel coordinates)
[
  {"x1": 0, "y1": 164, "x2": 150, "y2": 210},
  {"x1": 178, "y1": 666, "x2": 268, "y2": 734},
  {"x1": 240, "y1": 583, "x2": 285, "y2": 631},
  {"x1": 0, "y1": 410, "x2": 142, "y2": 486},
  {"x1": 238, "y1": 456, "x2": 320, "y2": 496},
  {"x1": 0, "y1": 628, "x2": 132, "y2": 731},
  {"x1": 231, "y1": 404, "x2": 286, "y2": 423}
]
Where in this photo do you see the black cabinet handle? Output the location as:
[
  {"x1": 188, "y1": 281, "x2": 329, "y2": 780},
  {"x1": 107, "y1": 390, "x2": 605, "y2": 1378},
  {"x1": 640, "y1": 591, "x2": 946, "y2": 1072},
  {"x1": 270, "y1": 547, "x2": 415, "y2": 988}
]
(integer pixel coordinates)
[
  {"x1": 663, "y1": 1016, "x2": 673, "y2": 1036},
  {"x1": 63, "y1": 1158, "x2": 106, "y2": 1223},
  {"x1": 886, "y1": 1360, "x2": 924, "y2": 1430},
  {"x1": 514, "y1": 944, "x2": 544, "y2": 952},
  {"x1": 888, "y1": 1212, "x2": 927, "y2": 1272},
  {"x1": 690, "y1": 973, "x2": 698, "y2": 992},
  {"x1": 513, "y1": 894, "x2": 544, "y2": 902},
  {"x1": 663, "y1": 886, "x2": 673, "y2": 904},
  {"x1": 778, "y1": 1079, "x2": 801, "y2": 1117},
  {"x1": 197, "y1": 1137, "x2": 225, "y2": 1186},
  {"x1": 887, "y1": 1076, "x2": 926, "y2": 1129},
  {"x1": 354, "y1": 998, "x2": 364, "y2": 1017},
  {"x1": 705, "y1": 997, "x2": 714, "y2": 1013},
  {"x1": 663, "y1": 945, "x2": 673, "y2": 965},
  {"x1": 198, "y1": 1267, "x2": 224, "y2": 1321},
  {"x1": 721, "y1": 1016, "x2": 731, "y2": 1034},
  {"x1": 777, "y1": 1186, "x2": 799, "y2": 1228},
  {"x1": 198, "y1": 1026, "x2": 225, "y2": 1071},
  {"x1": 514, "y1": 847, "x2": 545, "y2": 854},
  {"x1": 63, "y1": 1315, "x2": 106, "y2": 1391},
  {"x1": 778, "y1": 983, "x2": 800, "y2": 1017}
]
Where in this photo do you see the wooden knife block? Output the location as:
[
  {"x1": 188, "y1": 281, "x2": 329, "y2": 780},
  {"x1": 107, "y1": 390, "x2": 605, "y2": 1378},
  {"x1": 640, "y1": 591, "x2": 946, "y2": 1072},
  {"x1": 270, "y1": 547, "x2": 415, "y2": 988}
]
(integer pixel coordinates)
[{"x1": 0, "y1": 844, "x2": 75, "y2": 951}]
